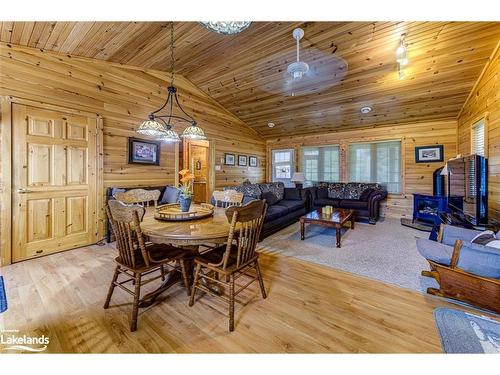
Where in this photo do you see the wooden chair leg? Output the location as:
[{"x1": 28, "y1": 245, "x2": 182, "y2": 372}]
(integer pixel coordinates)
[
  {"x1": 130, "y1": 273, "x2": 142, "y2": 332},
  {"x1": 180, "y1": 259, "x2": 191, "y2": 296},
  {"x1": 229, "y1": 274, "x2": 235, "y2": 332},
  {"x1": 255, "y1": 260, "x2": 267, "y2": 299},
  {"x1": 189, "y1": 263, "x2": 202, "y2": 307},
  {"x1": 104, "y1": 265, "x2": 120, "y2": 309},
  {"x1": 160, "y1": 265, "x2": 165, "y2": 281}
]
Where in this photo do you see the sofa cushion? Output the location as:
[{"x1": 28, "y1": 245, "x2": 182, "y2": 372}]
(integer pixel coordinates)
[
  {"x1": 262, "y1": 191, "x2": 279, "y2": 206},
  {"x1": 260, "y1": 182, "x2": 285, "y2": 201},
  {"x1": 284, "y1": 188, "x2": 302, "y2": 201},
  {"x1": 339, "y1": 199, "x2": 369, "y2": 210},
  {"x1": 265, "y1": 205, "x2": 288, "y2": 221},
  {"x1": 416, "y1": 238, "x2": 453, "y2": 266},
  {"x1": 316, "y1": 187, "x2": 329, "y2": 199},
  {"x1": 343, "y1": 183, "x2": 379, "y2": 199},
  {"x1": 274, "y1": 200, "x2": 304, "y2": 213},
  {"x1": 457, "y1": 241, "x2": 500, "y2": 279},
  {"x1": 159, "y1": 186, "x2": 180, "y2": 204},
  {"x1": 227, "y1": 184, "x2": 261, "y2": 199},
  {"x1": 326, "y1": 183, "x2": 345, "y2": 199},
  {"x1": 314, "y1": 198, "x2": 341, "y2": 207},
  {"x1": 471, "y1": 230, "x2": 496, "y2": 245}
]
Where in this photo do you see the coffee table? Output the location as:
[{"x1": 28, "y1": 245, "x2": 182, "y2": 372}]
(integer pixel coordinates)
[{"x1": 300, "y1": 208, "x2": 355, "y2": 248}]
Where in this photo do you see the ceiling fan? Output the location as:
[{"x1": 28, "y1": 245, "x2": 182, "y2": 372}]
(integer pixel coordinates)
[
  {"x1": 287, "y1": 28, "x2": 309, "y2": 80},
  {"x1": 252, "y1": 26, "x2": 348, "y2": 97}
]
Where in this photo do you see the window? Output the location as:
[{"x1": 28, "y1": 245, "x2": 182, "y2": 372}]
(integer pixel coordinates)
[
  {"x1": 348, "y1": 141, "x2": 401, "y2": 194},
  {"x1": 272, "y1": 149, "x2": 295, "y2": 187},
  {"x1": 471, "y1": 118, "x2": 486, "y2": 156},
  {"x1": 300, "y1": 145, "x2": 340, "y2": 184}
]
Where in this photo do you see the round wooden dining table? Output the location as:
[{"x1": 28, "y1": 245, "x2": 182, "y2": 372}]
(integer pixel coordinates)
[
  {"x1": 138, "y1": 204, "x2": 231, "y2": 306},
  {"x1": 141, "y1": 205, "x2": 231, "y2": 247}
]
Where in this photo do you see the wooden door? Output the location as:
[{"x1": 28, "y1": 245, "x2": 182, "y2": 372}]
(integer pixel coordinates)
[
  {"x1": 186, "y1": 140, "x2": 210, "y2": 203},
  {"x1": 11, "y1": 104, "x2": 99, "y2": 262}
]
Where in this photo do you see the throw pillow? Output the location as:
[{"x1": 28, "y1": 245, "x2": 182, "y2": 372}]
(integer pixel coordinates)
[
  {"x1": 285, "y1": 188, "x2": 302, "y2": 200},
  {"x1": 485, "y1": 240, "x2": 500, "y2": 250},
  {"x1": 359, "y1": 188, "x2": 374, "y2": 201},
  {"x1": 471, "y1": 230, "x2": 496, "y2": 246},
  {"x1": 160, "y1": 186, "x2": 180, "y2": 204},
  {"x1": 262, "y1": 191, "x2": 279, "y2": 206},
  {"x1": 317, "y1": 187, "x2": 329, "y2": 199}
]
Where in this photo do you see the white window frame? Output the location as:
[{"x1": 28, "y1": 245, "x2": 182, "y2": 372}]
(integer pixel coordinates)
[
  {"x1": 470, "y1": 117, "x2": 488, "y2": 157},
  {"x1": 271, "y1": 148, "x2": 295, "y2": 187},
  {"x1": 300, "y1": 144, "x2": 340, "y2": 184}
]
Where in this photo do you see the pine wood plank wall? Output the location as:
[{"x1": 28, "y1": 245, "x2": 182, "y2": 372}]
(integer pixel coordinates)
[
  {"x1": 457, "y1": 43, "x2": 500, "y2": 221},
  {"x1": 266, "y1": 121, "x2": 458, "y2": 218},
  {"x1": 0, "y1": 43, "x2": 266, "y2": 192}
]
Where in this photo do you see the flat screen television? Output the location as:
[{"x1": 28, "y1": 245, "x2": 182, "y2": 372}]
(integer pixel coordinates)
[{"x1": 446, "y1": 154, "x2": 488, "y2": 225}]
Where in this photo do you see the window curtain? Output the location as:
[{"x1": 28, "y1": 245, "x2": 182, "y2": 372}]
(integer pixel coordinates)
[{"x1": 348, "y1": 141, "x2": 401, "y2": 193}]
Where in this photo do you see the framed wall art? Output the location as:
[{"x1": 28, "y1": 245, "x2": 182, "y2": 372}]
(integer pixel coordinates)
[
  {"x1": 415, "y1": 145, "x2": 444, "y2": 163},
  {"x1": 128, "y1": 138, "x2": 161, "y2": 165}
]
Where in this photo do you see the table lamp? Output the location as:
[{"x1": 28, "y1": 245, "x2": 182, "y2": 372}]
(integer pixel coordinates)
[{"x1": 291, "y1": 172, "x2": 306, "y2": 189}]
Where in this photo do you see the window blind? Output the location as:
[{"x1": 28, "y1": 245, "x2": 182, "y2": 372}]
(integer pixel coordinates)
[
  {"x1": 348, "y1": 141, "x2": 401, "y2": 194},
  {"x1": 471, "y1": 119, "x2": 485, "y2": 156},
  {"x1": 300, "y1": 145, "x2": 340, "y2": 183}
]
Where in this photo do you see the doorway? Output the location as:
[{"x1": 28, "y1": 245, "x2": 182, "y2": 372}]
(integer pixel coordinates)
[{"x1": 182, "y1": 139, "x2": 212, "y2": 203}]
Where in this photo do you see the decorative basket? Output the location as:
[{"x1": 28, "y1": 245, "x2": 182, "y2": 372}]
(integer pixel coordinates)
[{"x1": 154, "y1": 203, "x2": 215, "y2": 221}]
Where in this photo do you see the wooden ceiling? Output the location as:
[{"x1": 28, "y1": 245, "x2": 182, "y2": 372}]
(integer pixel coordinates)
[{"x1": 0, "y1": 21, "x2": 499, "y2": 138}]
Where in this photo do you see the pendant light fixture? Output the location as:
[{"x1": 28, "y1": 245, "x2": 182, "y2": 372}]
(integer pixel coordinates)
[
  {"x1": 200, "y1": 21, "x2": 251, "y2": 35},
  {"x1": 287, "y1": 28, "x2": 309, "y2": 80},
  {"x1": 396, "y1": 33, "x2": 408, "y2": 66},
  {"x1": 396, "y1": 33, "x2": 408, "y2": 80},
  {"x1": 137, "y1": 22, "x2": 205, "y2": 142}
]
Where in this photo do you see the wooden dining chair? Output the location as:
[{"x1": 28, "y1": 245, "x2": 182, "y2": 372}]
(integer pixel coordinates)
[
  {"x1": 113, "y1": 188, "x2": 161, "y2": 207},
  {"x1": 212, "y1": 189, "x2": 244, "y2": 208},
  {"x1": 104, "y1": 200, "x2": 191, "y2": 332},
  {"x1": 188, "y1": 200, "x2": 268, "y2": 332}
]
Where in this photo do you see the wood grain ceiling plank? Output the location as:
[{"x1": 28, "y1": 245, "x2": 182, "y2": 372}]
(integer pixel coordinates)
[
  {"x1": 0, "y1": 22, "x2": 13, "y2": 43},
  {"x1": 58, "y1": 22, "x2": 96, "y2": 54}
]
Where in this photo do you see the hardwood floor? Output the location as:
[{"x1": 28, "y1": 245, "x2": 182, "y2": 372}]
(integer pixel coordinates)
[{"x1": 0, "y1": 242, "x2": 490, "y2": 353}]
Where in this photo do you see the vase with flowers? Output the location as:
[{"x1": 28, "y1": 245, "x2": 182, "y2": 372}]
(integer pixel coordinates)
[{"x1": 178, "y1": 169, "x2": 195, "y2": 212}]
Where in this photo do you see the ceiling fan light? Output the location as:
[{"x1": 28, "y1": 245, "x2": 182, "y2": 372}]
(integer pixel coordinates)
[
  {"x1": 396, "y1": 45, "x2": 406, "y2": 57},
  {"x1": 137, "y1": 119, "x2": 168, "y2": 138},
  {"x1": 287, "y1": 61, "x2": 309, "y2": 80},
  {"x1": 181, "y1": 124, "x2": 207, "y2": 140}
]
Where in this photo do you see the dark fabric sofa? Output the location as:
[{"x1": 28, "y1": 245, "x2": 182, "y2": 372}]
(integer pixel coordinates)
[
  {"x1": 309, "y1": 182, "x2": 387, "y2": 224},
  {"x1": 224, "y1": 182, "x2": 309, "y2": 239}
]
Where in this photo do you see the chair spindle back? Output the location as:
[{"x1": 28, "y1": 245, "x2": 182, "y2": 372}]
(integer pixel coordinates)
[
  {"x1": 113, "y1": 189, "x2": 161, "y2": 207},
  {"x1": 224, "y1": 200, "x2": 267, "y2": 269},
  {"x1": 212, "y1": 190, "x2": 244, "y2": 208},
  {"x1": 106, "y1": 200, "x2": 149, "y2": 269}
]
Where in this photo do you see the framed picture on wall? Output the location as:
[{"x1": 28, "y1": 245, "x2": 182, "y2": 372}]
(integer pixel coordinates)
[
  {"x1": 224, "y1": 153, "x2": 236, "y2": 165},
  {"x1": 128, "y1": 138, "x2": 161, "y2": 165},
  {"x1": 415, "y1": 145, "x2": 444, "y2": 163},
  {"x1": 238, "y1": 155, "x2": 248, "y2": 166},
  {"x1": 249, "y1": 156, "x2": 258, "y2": 167}
]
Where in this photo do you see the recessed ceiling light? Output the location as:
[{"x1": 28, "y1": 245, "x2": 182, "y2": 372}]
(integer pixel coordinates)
[
  {"x1": 360, "y1": 106, "x2": 372, "y2": 114},
  {"x1": 267, "y1": 122, "x2": 276, "y2": 128}
]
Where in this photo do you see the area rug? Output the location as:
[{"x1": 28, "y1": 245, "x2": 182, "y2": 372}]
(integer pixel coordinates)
[
  {"x1": 0, "y1": 276, "x2": 7, "y2": 313},
  {"x1": 434, "y1": 307, "x2": 500, "y2": 353},
  {"x1": 258, "y1": 217, "x2": 439, "y2": 293}
]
